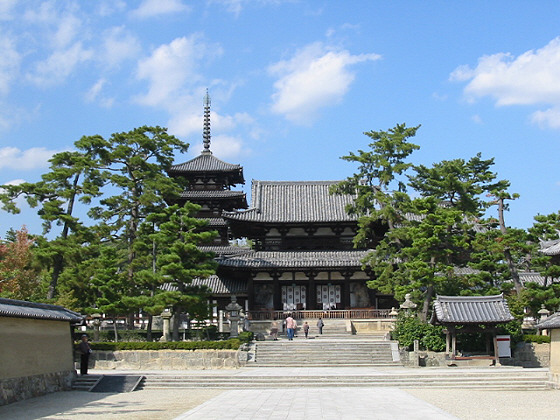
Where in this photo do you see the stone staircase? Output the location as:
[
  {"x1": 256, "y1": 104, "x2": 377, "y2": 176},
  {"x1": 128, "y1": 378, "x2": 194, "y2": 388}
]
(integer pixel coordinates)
[
  {"x1": 71, "y1": 375, "x2": 103, "y2": 391},
  {"x1": 253, "y1": 338, "x2": 399, "y2": 366},
  {"x1": 137, "y1": 368, "x2": 550, "y2": 390}
]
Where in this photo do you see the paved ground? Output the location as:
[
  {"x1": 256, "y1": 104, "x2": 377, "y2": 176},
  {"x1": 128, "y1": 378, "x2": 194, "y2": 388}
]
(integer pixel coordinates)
[{"x1": 1, "y1": 368, "x2": 559, "y2": 420}]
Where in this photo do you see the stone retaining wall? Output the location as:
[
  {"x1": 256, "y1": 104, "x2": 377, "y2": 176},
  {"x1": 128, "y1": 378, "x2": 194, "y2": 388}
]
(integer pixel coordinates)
[
  {"x1": 0, "y1": 370, "x2": 75, "y2": 406},
  {"x1": 401, "y1": 342, "x2": 551, "y2": 368},
  {"x1": 88, "y1": 349, "x2": 245, "y2": 370}
]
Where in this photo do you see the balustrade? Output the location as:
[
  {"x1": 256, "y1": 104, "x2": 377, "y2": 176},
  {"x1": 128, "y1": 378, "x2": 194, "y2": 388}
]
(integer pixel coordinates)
[{"x1": 247, "y1": 309, "x2": 392, "y2": 320}]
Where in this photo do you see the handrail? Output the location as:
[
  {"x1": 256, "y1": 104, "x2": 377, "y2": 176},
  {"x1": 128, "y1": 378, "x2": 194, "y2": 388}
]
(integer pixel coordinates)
[{"x1": 247, "y1": 309, "x2": 392, "y2": 320}]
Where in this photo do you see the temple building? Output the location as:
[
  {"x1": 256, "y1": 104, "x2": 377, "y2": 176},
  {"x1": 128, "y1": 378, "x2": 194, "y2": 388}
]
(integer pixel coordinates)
[{"x1": 168, "y1": 93, "x2": 397, "y2": 319}]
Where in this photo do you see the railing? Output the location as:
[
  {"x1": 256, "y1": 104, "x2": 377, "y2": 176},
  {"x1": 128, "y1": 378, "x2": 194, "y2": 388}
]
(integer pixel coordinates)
[{"x1": 247, "y1": 309, "x2": 392, "y2": 320}]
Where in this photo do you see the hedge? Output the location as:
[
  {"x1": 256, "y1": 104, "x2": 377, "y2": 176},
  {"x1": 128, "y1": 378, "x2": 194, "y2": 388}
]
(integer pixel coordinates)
[
  {"x1": 87, "y1": 338, "x2": 242, "y2": 351},
  {"x1": 523, "y1": 334, "x2": 551, "y2": 344}
]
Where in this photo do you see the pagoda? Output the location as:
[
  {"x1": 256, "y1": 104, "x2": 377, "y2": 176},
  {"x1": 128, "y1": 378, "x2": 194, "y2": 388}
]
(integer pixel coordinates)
[{"x1": 168, "y1": 91, "x2": 247, "y2": 246}]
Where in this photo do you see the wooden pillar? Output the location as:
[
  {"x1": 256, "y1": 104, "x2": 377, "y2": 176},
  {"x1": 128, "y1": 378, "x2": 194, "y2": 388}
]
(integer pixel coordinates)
[
  {"x1": 451, "y1": 327, "x2": 457, "y2": 359},
  {"x1": 272, "y1": 273, "x2": 281, "y2": 310},
  {"x1": 247, "y1": 274, "x2": 255, "y2": 311},
  {"x1": 493, "y1": 334, "x2": 500, "y2": 366},
  {"x1": 445, "y1": 329, "x2": 450, "y2": 354},
  {"x1": 306, "y1": 273, "x2": 316, "y2": 310},
  {"x1": 341, "y1": 271, "x2": 351, "y2": 309}
]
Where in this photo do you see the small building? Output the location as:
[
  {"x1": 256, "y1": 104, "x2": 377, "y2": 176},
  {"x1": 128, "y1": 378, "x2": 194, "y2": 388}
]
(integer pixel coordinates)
[
  {"x1": 431, "y1": 294, "x2": 514, "y2": 364},
  {"x1": 0, "y1": 298, "x2": 84, "y2": 406},
  {"x1": 537, "y1": 312, "x2": 560, "y2": 387}
]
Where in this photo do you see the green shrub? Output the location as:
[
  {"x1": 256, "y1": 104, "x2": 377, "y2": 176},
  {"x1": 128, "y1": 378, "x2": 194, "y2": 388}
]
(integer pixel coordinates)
[
  {"x1": 87, "y1": 338, "x2": 242, "y2": 351},
  {"x1": 391, "y1": 314, "x2": 445, "y2": 351},
  {"x1": 238, "y1": 331, "x2": 254, "y2": 343},
  {"x1": 523, "y1": 334, "x2": 551, "y2": 344}
]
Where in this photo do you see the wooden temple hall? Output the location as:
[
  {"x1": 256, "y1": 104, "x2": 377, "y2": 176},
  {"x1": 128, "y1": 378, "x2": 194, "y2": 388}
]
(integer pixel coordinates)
[{"x1": 167, "y1": 93, "x2": 398, "y2": 320}]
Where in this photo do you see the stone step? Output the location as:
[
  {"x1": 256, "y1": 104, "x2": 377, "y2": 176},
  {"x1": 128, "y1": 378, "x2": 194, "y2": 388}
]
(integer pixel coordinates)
[
  {"x1": 254, "y1": 339, "x2": 398, "y2": 367},
  {"x1": 71, "y1": 375, "x2": 103, "y2": 391},
  {"x1": 138, "y1": 371, "x2": 549, "y2": 390}
]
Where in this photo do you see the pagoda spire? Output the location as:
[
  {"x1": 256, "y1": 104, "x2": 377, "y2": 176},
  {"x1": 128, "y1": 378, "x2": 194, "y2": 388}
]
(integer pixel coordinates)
[{"x1": 202, "y1": 89, "x2": 212, "y2": 155}]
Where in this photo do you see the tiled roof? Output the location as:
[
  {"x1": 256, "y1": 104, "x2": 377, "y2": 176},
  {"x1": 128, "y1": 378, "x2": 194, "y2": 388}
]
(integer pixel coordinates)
[
  {"x1": 518, "y1": 271, "x2": 560, "y2": 287},
  {"x1": 169, "y1": 153, "x2": 243, "y2": 174},
  {"x1": 180, "y1": 190, "x2": 246, "y2": 199},
  {"x1": 205, "y1": 218, "x2": 228, "y2": 227},
  {"x1": 537, "y1": 312, "x2": 560, "y2": 329},
  {"x1": 217, "y1": 250, "x2": 369, "y2": 269},
  {"x1": 223, "y1": 180, "x2": 358, "y2": 223},
  {"x1": 432, "y1": 294, "x2": 514, "y2": 324},
  {"x1": 198, "y1": 245, "x2": 253, "y2": 257},
  {"x1": 541, "y1": 239, "x2": 560, "y2": 256},
  {"x1": 162, "y1": 275, "x2": 247, "y2": 295},
  {"x1": 0, "y1": 298, "x2": 84, "y2": 323}
]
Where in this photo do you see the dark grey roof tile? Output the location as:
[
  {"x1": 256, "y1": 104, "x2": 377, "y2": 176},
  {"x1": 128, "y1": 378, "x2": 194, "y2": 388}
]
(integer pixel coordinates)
[
  {"x1": 223, "y1": 180, "x2": 357, "y2": 223},
  {"x1": 0, "y1": 298, "x2": 84, "y2": 323},
  {"x1": 433, "y1": 294, "x2": 514, "y2": 324}
]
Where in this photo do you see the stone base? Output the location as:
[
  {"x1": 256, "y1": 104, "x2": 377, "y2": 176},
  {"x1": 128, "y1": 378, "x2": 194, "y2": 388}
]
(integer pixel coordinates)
[
  {"x1": 0, "y1": 370, "x2": 76, "y2": 406},
  {"x1": 90, "y1": 349, "x2": 243, "y2": 370}
]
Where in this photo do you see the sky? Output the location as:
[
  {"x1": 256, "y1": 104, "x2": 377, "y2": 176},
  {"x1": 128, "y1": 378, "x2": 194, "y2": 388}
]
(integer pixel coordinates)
[{"x1": 1, "y1": 0, "x2": 560, "y2": 237}]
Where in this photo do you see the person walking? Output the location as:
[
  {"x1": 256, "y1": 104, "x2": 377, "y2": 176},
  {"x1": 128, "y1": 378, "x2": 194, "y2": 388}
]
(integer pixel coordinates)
[
  {"x1": 285, "y1": 314, "x2": 296, "y2": 340},
  {"x1": 78, "y1": 334, "x2": 92, "y2": 375},
  {"x1": 317, "y1": 317, "x2": 324, "y2": 335},
  {"x1": 270, "y1": 321, "x2": 279, "y2": 340},
  {"x1": 303, "y1": 321, "x2": 310, "y2": 338}
]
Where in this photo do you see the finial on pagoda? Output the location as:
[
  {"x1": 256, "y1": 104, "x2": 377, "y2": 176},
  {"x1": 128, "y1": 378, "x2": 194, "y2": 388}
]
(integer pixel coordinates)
[{"x1": 202, "y1": 89, "x2": 212, "y2": 155}]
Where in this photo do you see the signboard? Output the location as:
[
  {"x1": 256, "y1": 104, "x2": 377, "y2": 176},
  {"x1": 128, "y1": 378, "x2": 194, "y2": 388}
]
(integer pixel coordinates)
[{"x1": 496, "y1": 335, "x2": 511, "y2": 358}]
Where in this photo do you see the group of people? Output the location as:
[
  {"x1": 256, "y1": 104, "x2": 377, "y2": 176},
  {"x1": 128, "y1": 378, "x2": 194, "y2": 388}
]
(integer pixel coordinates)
[{"x1": 272, "y1": 316, "x2": 324, "y2": 340}]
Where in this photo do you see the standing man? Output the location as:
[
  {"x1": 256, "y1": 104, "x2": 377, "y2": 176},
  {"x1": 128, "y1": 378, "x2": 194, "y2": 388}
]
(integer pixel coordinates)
[
  {"x1": 317, "y1": 317, "x2": 324, "y2": 335},
  {"x1": 78, "y1": 334, "x2": 92, "y2": 375},
  {"x1": 285, "y1": 314, "x2": 296, "y2": 341}
]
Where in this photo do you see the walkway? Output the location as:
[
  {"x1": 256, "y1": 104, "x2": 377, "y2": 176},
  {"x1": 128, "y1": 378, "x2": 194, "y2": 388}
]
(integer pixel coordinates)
[{"x1": 0, "y1": 366, "x2": 558, "y2": 419}]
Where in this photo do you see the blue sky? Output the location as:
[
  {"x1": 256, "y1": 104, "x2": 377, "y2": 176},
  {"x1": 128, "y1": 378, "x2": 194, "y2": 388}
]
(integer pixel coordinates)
[{"x1": 1, "y1": 0, "x2": 560, "y2": 236}]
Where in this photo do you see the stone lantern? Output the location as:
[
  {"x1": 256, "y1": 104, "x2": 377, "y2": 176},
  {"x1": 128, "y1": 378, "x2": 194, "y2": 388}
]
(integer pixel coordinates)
[
  {"x1": 400, "y1": 293, "x2": 417, "y2": 315},
  {"x1": 225, "y1": 295, "x2": 243, "y2": 338},
  {"x1": 538, "y1": 305, "x2": 551, "y2": 336},
  {"x1": 160, "y1": 308, "x2": 172, "y2": 342},
  {"x1": 91, "y1": 313, "x2": 102, "y2": 342}
]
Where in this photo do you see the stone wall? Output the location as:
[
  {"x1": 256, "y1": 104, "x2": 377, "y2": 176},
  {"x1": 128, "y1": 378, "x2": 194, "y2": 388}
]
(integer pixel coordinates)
[
  {"x1": 501, "y1": 342, "x2": 550, "y2": 368},
  {"x1": 89, "y1": 349, "x2": 244, "y2": 370},
  {"x1": 0, "y1": 370, "x2": 75, "y2": 406},
  {"x1": 401, "y1": 342, "x2": 551, "y2": 368}
]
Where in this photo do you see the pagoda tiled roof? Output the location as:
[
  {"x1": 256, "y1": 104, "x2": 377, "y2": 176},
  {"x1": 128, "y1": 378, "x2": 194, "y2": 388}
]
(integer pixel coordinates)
[
  {"x1": 217, "y1": 249, "x2": 369, "y2": 269},
  {"x1": 198, "y1": 245, "x2": 253, "y2": 257},
  {"x1": 169, "y1": 153, "x2": 243, "y2": 174},
  {"x1": 180, "y1": 190, "x2": 246, "y2": 199},
  {"x1": 223, "y1": 180, "x2": 358, "y2": 224},
  {"x1": 540, "y1": 238, "x2": 560, "y2": 256},
  {"x1": 162, "y1": 275, "x2": 247, "y2": 296},
  {"x1": 0, "y1": 298, "x2": 84, "y2": 323},
  {"x1": 432, "y1": 294, "x2": 514, "y2": 324}
]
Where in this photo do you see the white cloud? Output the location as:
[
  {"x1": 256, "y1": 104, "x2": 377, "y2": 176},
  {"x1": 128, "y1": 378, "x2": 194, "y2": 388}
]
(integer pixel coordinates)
[
  {"x1": 0, "y1": 147, "x2": 61, "y2": 170},
  {"x1": 268, "y1": 42, "x2": 380, "y2": 124},
  {"x1": 451, "y1": 37, "x2": 560, "y2": 129},
  {"x1": 190, "y1": 134, "x2": 247, "y2": 160},
  {"x1": 531, "y1": 107, "x2": 560, "y2": 129},
  {"x1": 27, "y1": 42, "x2": 94, "y2": 87},
  {"x1": 0, "y1": 35, "x2": 21, "y2": 96},
  {"x1": 85, "y1": 78, "x2": 114, "y2": 108},
  {"x1": 131, "y1": 0, "x2": 191, "y2": 19},
  {"x1": 0, "y1": 0, "x2": 17, "y2": 21},
  {"x1": 135, "y1": 36, "x2": 221, "y2": 107},
  {"x1": 100, "y1": 26, "x2": 141, "y2": 68}
]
